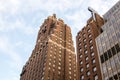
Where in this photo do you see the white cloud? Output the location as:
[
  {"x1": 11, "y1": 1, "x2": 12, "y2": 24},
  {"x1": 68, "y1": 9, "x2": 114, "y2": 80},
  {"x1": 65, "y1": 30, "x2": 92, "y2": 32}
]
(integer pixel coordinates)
[
  {"x1": 0, "y1": 0, "x2": 21, "y2": 14},
  {"x1": 0, "y1": 36, "x2": 22, "y2": 67}
]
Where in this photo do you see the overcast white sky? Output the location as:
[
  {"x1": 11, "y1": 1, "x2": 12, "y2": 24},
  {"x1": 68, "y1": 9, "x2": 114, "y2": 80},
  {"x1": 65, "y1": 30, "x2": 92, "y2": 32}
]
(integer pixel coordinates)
[{"x1": 0, "y1": 0, "x2": 119, "y2": 80}]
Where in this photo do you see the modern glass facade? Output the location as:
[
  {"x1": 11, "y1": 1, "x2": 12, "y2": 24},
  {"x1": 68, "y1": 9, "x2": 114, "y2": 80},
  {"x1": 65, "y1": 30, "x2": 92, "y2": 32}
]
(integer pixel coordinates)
[{"x1": 96, "y1": 1, "x2": 120, "y2": 80}]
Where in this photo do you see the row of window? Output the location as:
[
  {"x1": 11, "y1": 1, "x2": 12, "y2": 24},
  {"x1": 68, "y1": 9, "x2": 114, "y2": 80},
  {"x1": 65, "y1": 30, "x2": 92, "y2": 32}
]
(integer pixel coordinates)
[
  {"x1": 80, "y1": 66, "x2": 97, "y2": 73},
  {"x1": 80, "y1": 58, "x2": 96, "y2": 65},
  {"x1": 80, "y1": 74, "x2": 98, "y2": 80},
  {"x1": 79, "y1": 33, "x2": 92, "y2": 42},
  {"x1": 100, "y1": 43, "x2": 120, "y2": 63},
  {"x1": 79, "y1": 39, "x2": 93, "y2": 47},
  {"x1": 78, "y1": 28, "x2": 91, "y2": 36},
  {"x1": 79, "y1": 45, "x2": 93, "y2": 52},
  {"x1": 108, "y1": 72, "x2": 120, "y2": 80},
  {"x1": 80, "y1": 51, "x2": 94, "y2": 58}
]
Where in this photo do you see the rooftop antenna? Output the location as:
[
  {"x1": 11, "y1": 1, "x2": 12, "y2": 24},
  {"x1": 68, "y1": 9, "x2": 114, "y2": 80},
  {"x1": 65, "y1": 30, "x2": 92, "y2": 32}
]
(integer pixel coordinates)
[{"x1": 88, "y1": 7, "x2": 98, "y2": 21}]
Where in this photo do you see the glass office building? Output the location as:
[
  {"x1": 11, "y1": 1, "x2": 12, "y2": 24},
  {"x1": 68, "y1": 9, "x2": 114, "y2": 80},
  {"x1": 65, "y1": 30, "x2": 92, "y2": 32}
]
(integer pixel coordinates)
[{"x1": 96, "y1": 1, "x2": 120, "y2": 80}]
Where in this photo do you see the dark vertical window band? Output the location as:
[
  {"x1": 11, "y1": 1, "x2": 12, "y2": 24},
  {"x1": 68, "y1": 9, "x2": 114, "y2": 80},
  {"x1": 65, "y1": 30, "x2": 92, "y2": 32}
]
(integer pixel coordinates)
[{"x1": 100, "y1": 43, "x2": 120, "y2": 63}]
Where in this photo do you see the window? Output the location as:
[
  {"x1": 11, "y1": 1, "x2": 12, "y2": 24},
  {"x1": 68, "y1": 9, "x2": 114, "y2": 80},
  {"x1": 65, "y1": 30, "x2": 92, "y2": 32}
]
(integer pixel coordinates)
[
  {"x1": 94, "y1": 75, "x2": 98, "y2": 80},
  {"x1": 49, "y1": 58, "x2": 51, "y2": 61},
  {"x1": 115, "y1": 43, "x2": 120, "y2": 53},
  {"x1": 54, "y1": 56, "x2": 56, "y2": 59},
  {"x1": 81, "y1": 75, "x2": 84, "y2": 80},
  {"x1": 59, "y1": 58, "x2": 61, "y2": 61},
  {"x1": 80, "y1": 61, "x2": 83, "y2": 65},
  {"x1": 83, "y1": 33, "x2": 86, "y2": 37},
  {"x1": 56, "y1": 39, "x2": 57, "y2": 41},
  {"x1": 80, "y1": 48, "x2": 82, "y2": 52},
  {"x1": 58, "y1": 71, "x2": 61, "y2": 74},
  {"x1": 69, "y1": 76, "x2": 71, "y2": 79},
  {"x1": 85, "y1": 57, "x2": 89, "y2": 61},
  {"x1": 69, "y1": 71, "x2": 71, "y2": 74},
  {"x1": 53, "y1": 64, "x2": 55, "y2": 67},
  {"x1": 88, "y1": 29, "x2": 90, "y2": 32},
  {"x1": 89, "y1": 39, "x2": 92, "y2": 43},
  {"x1": 69, "y1": 67, "x2": 71, "y2": 70},
  {"x1": 100, "y1": 54, "x2": 105, "y2": 63},
  {"x1": 49, "y1": 63, "x2": 51, "y2": 65},
  {"x1": 84, "y1": 39, "x2": 86, "y2": 42},
  {"x1": 59, "y1": 51, "x2": 61, "y2": 53},
  {"x1": 80, "y1": 67, "x2": 84, "y2": 72},
  {"x1": 51, "y1": 47, "x2": 53, "y2": 49},
  {"x1": 86, "y1": 63, "x2": 89, "y2": 68},
  {"x1": 48, "y1": 67, "x2": 50, "y2": 70},
  {"x1": 91, "y1": 52, "x2": 95, "y2": 57},
  {"x1": 90, "y1": 46, "x2": 93, "y2": 50},
  {"x1": 58, "y1": 67, "x2": 61, "y2": 70},
  {"x1": 58, "y1": 62, "x2": 61, "y2": 65},
  {"x1": 93, "y1": 67, "x2": 97, "y2": 72},
  {"x1": 84, "y1": 44, "x2": 87, "y2": 48},
  {"x1": 59, "y1": 54, "x2": 61, "y2": 57},
  {"x1": 41, "y1": 77, "x2": 44, "y2": 80},
  {"x1": 87, "y1": 71, "x2": 90, "y2": 76},
  {"x1": 79, "y1": 38, "x2": 81, "y2": 41},
  {"x1": 88, "y1": 34, "x2": 92, "y2": 38},
  {"x1": 79, "y1": 43, "x2": 81, "y2": 46},
  {"x1": 69, "y1": 63, "x2": 71, "y2": 66},
  {"x1": 112, "y1": 46, "x2": 116, "y2": 55},
  {"x1": 74, "y1": 74, "x2": 76, "y2": 77},
  {"x1": 92, "y1": 59, "x2": 96, "y2": 64},
  {"x1": 60, "y1": 41, "x2": 62, "y2": 43},
  {"x1": 80, "y1": 54, "x2": 82, "y2": 58},
  {"x1": 74, "y1": 78, "x2": 76, "y2": 80},
  {"x1": 104, "y1": 52, "x2": 108, "y2": 61},
  {"x1": 50, "y1": 54, "x2": 52, "y2": 57},
  {"x1": 85, "y1": 50, "x2": 88, "y2": 54},
  {"x1": 69, "y1": 55, "x2": 72, "y2": 58},
  {"x1": 74, "y1": 70, "x2": 76, "y2": 72}
]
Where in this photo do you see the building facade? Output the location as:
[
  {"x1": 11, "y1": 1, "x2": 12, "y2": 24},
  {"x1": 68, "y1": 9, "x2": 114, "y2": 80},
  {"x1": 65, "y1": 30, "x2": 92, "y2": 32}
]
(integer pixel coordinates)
[
  {"x1": 96, "y1": 1, "x2": 120, "y2": 80},
  {"x1": 20, "y1": 14, "x2": 77, "y2": 80},
  {"x1": 76, "y1": 11, "x2": 104, "y2": 80}
]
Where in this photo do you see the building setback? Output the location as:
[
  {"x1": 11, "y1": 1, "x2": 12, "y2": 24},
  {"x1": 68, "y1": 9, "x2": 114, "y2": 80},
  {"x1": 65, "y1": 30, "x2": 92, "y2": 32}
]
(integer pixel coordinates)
[
  {"x1": 20, "y1": 14, "x2": 77, "y2": 80},
  {"x1": 96, "y1": 1, "x2": 120, "y2": 80},
  {"x1": 76, "y1": 10, "x2": 104, "y2": 80}
]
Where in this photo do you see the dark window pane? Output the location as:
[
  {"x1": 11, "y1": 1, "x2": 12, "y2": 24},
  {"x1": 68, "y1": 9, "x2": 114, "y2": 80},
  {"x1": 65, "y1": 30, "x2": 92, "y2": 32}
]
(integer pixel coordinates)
[
  {"x1": 114, "y1": 74, "x2": 118, "y2": 79},
  {"x1": 115, "y1": 43, "x2": 120, "y2": 53},
  {"x1": 108, "y1": 50, "x2": 112, "y2": 58},
  {"x1": 111, "y1": 47, "x2": 116, "y2": 55},
  {"x1": 109, "y1": 77, "x2": 113, "y2": 80},
  {"x1": 100, "y1": 55, "x2": 104, "y2": 63},
  {"x1": 104, "y1": 52, "x2": 108, "y2": 61}
]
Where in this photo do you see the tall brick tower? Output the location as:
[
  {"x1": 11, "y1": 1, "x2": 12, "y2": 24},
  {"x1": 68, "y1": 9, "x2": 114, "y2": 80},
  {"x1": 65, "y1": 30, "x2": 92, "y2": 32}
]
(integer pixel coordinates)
[
  {"x1": 20, "y1": 14, "x2": 77, "y2": 80},
  {"x1": 76, "y1": 9, "x2": 104, "y2": 80}
]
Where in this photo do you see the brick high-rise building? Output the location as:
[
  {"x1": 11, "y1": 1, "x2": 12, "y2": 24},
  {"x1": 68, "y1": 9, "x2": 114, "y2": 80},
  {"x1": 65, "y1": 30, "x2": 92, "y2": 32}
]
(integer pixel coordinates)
[
  {"x1": 20, "y1": 14, "x2": 77, "y2": 80},
  {"x1": 76, "y1": 9, "x2": 104, "y2": 80},
  {"x1": 96, "y1": 1, "x2": 120, "y2": 80}
]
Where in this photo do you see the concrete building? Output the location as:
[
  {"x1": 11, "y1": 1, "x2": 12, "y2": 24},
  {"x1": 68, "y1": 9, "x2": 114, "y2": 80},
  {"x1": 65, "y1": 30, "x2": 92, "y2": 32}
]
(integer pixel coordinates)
[
  {"x1": 96, "y1": 1, "x2": 120, "y2": 80},
  {"x1": 76, "y1": 9, "x2": 104, "y2": 80},
  {"x1": 20, "y1": 14, "x2": 77, "y2": 80}
]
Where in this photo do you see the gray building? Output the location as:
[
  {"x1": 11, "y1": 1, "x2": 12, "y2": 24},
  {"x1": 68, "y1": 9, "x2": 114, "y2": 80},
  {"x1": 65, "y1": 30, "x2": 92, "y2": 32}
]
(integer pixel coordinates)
[{"x1": 96, "y1": 1, "x2": 120, "y2": 80}]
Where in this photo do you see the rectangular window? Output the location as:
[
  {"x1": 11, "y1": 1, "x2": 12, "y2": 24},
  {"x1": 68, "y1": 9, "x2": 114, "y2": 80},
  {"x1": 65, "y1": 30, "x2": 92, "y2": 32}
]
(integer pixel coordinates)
[
  {"x1": 115, "y1": 43, "x2": 120, "y2": 53},
  {"x1": 108, "y1": 50, "x2": 112, "y2": 58},
  {"x1": 111, "y1": 46, "x2": 116, "y2": 55},
  {"x1": 104, "y1": 52, "x2": 108, "y2": 61},
  {"x1": 100, "y1": 55, "x2": 104, "y2": 63}
]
